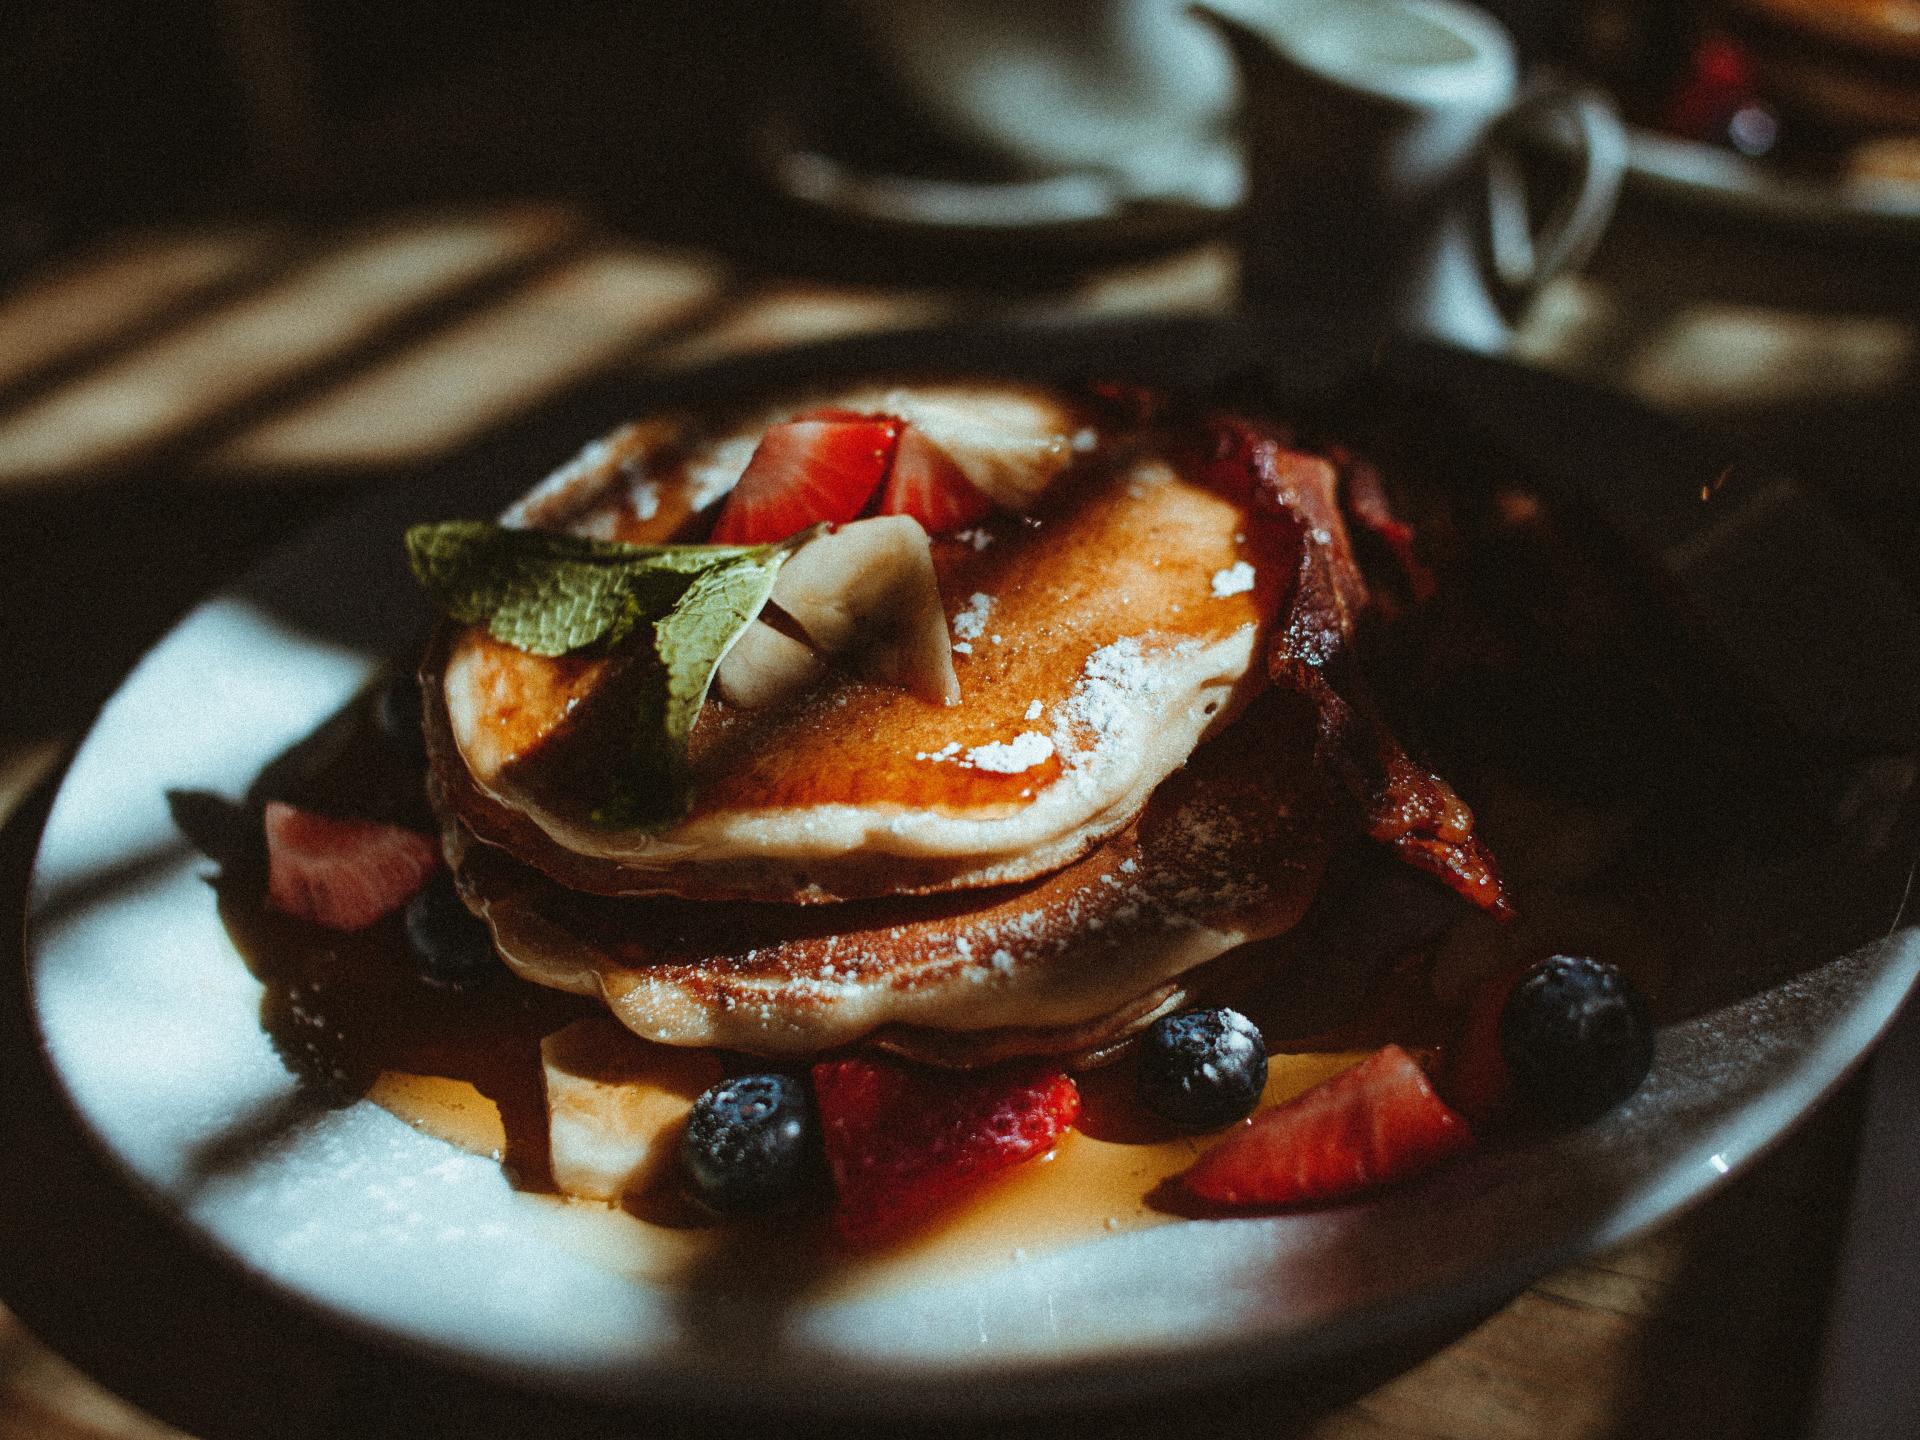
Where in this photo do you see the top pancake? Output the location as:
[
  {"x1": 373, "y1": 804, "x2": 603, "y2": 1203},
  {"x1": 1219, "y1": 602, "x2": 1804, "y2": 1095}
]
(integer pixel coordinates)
[{"x1": 425, "y1": 380, "x2": 1287, "y2": 903}]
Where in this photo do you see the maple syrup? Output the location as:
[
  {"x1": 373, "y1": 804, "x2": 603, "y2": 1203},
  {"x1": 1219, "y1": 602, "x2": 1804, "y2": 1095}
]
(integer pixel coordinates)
[
  {"x1": 219, "y1": 811, "x2": 1391, "y2": 1293},
  {"x1": 214, "y1": 671, "x2": 1673, "y2": 1296}
]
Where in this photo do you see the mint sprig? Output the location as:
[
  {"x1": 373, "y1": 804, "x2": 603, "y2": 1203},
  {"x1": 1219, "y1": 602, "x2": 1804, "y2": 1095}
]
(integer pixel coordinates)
[
  {"x1": 406, "y1": 520, "x2": 769, "y2": 656},
  {"x1": 406, "y1": 521, "x2": 810, "y2": 827}
]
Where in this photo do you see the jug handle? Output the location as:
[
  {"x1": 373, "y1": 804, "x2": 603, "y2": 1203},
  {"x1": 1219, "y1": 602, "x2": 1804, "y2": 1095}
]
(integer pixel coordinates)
[{"x1": 1484, "y1": 87, "x2": 1627, "y2": 319}]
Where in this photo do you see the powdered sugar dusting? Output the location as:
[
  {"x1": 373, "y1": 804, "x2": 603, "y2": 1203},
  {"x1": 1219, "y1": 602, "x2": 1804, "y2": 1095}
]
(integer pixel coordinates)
[
  {"x1": 952, "y1": 592, "x2": 995, "y2": 641},
  {"x1": 1211, "y1": 561, "x2": 1256, "y2": 597},
  {"x1": 914, "y1": 733, "x2": 1056, "y2": 773},
  {"x1": 1054, "y1": 636, "x2": 1196, "y2": 767},
  {"x1": 967, "y1": 732, "x2": 1055, "y2": 774},
  {"x1": 1173, "y1": 799, "x2": 1250, "y2": 862},
  {"x1": 627, "y1": 478, "x2": 661, "y2": 521},
  {"x1": 1061, "y1": 638, "x2": 1149, "y2": 750}
]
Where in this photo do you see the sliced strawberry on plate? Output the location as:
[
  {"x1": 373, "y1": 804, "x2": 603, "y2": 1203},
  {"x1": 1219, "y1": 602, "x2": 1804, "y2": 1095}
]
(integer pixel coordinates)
[
  {"x1": 264, "y1": 801, "x2": 439, "y2": 932},
  {"x1": 1441, "y1": 961, "x2": 1534, "y2": 1125},
  {"x1": 1183, "y1": 1043, "x2": 1472, "y2": 1208},
  {"x1": 813, "y1": 1056, "x2": 1080, "y2": 1245},
  {"x1": 709, "y1": 414, "x2": 902, "y2": 544},
  {"x1": 878, "y1": 423, "x2": 997, "y2": 533}
]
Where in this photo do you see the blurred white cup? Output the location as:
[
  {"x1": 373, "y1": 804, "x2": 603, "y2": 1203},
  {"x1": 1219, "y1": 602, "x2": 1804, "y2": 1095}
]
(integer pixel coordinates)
[{"x1": 1196, "y1": 0, "x2": 1625, "y2": 354}]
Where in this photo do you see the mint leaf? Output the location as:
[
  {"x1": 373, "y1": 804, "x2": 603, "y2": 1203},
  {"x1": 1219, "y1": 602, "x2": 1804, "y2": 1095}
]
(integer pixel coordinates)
[
  {"x1": 595, "y1": 549, "x2": 791, "y2": 826},
  {"x1": 406, "y1": 522, "x2": 766, "y2": 656},
  {"x1": 406, "y1": 521, "x2": 816, "y2": 828}
]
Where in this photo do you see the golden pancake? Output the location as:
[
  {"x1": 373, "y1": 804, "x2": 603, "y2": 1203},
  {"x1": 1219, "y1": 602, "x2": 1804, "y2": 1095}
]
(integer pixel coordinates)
[
  {"x1": 449, "y1": 694, "x2": 1335, "y2": 1057},
  {"x1": 425, "y1": 380, "x2": 1285, "y2": 902}
]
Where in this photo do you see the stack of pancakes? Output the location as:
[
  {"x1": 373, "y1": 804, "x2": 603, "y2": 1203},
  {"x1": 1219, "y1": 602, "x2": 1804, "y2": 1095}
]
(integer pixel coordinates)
[{"x1": 421, "y1": 379, "x2": 1502, "y2": 1070}]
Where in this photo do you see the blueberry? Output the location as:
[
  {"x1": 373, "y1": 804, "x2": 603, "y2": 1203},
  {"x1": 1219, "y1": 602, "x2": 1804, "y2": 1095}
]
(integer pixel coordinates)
[
  {"x1": 373, "y1": 670, "x2": 426, "y2": 763},
  {"x1": 681, "y1": 1073, "x2": 819, "y2": 1216},
  {"x1": 403, "y1": 877, "x2": 498, "y2": 990},
  {"x1": 1499, "y1": 955, "x2": 1654, "y2": 1123},
  {"x1": 1136, "y1": 1007, "x2": 1268, "y2": 1130}
]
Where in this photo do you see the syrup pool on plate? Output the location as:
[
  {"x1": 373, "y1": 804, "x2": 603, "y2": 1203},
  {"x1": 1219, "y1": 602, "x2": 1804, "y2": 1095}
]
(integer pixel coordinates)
[
  {"x1": 219, "y1": 809, "x2": 1382, "y2": 1294},
  {"x1": 216, "y1": 676, "x2": 1672, "y2": 1298}
]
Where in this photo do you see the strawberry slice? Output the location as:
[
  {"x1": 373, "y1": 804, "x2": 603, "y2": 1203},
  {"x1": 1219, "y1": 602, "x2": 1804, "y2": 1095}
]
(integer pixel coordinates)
[
  {"x1": 1441, "y1": 961, "x2": 1535, "y2": 1125},
  {"x1": 878, "y1": 424, "x2": 997, "y2": 533},
  {"x1": 813, "y1": 1056, "x2": 1080, "y2": 1244},
  {"x1": 709, "y1": 414, "x2": 901, "y2": 544},
  {"x1": 876, "y1": 388, "x2": 1081, "y2": 510},
  {"x1": 263, "y1": 801, "x2": 439, "y2": 931},
  {"x1": 1183, "y1": 1043, "x2": 1472, "y2": 1208}
]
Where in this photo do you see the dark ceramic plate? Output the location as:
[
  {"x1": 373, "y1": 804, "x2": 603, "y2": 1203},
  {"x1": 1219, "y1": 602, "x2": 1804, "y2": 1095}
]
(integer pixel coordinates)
[{"x1": 12, "y1": 317, "x2": 1920, "y2": 1430}]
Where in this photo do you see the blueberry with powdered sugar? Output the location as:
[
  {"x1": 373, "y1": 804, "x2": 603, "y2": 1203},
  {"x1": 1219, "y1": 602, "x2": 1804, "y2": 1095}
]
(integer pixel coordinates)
[
  {"x1": 681, "y1": 1073, "x2": 821, "y2": 1215},
  {"x1": 1499, "y1": 955, "x2": 1653, "y2": 1123},
  {"x1": 1136, "y1": 1007, "x2": 1268, "y2": 1130}
]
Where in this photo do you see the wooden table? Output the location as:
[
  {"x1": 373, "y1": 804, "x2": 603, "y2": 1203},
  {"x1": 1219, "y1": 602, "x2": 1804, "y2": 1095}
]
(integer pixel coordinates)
[{"x1": 1, "y1": 201, "x2": 1913, "y2": 1440}]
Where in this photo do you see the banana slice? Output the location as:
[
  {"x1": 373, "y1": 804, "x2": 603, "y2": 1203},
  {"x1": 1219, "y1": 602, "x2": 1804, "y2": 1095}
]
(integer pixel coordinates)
[
  {"x1": 712, "y1": 621, "x2": 827, "y2": 710},
  {"x1": 713, "y1": 515, "x2": 960, "y2": 710},
  {"x1": 542, "y1": 1018, "x2": 721, "y2": 1203}
]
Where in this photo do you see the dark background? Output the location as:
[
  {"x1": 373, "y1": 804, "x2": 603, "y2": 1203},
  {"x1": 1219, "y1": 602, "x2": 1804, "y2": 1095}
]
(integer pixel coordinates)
[
  {"x1": 0, "y1": 0, "x2": 1594, "y2": 288},
  {"x1": 0, "y1": 0, "x2": 874, "y2": 283}
]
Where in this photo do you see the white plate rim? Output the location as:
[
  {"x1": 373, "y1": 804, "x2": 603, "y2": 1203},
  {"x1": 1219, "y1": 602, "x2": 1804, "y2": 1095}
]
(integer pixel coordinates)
[{"x1": 18, "y1": 320, "x2": 1920, "y2": 1418}]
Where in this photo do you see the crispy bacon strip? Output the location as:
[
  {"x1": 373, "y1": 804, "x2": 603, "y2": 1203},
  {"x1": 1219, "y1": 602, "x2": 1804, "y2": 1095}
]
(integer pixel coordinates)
[
  {"x1": 1208, "y1": 415, "x2": 1511, "y2": 917},
  {"x1": 1338, "y1": 445, "x2": 1439, "y2": 607}
]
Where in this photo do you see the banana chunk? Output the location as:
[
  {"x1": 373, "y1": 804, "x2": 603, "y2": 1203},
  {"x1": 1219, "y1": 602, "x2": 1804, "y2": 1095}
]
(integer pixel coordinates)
[
  {"x1": 846, "y1": 384, "x2": 1078, "y2": 510},
  {"x1": 712, "y1": 620, "x2": 827, "y2": 710},
  {"x1": 542, "y1": 1018, "x2": 722, "y2": 1203},
  {"x1": 714, "y1": 515, "x2": 960, "y2": 710}
]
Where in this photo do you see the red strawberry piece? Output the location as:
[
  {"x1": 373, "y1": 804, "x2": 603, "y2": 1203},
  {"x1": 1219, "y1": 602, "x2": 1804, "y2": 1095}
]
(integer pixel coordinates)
[
  {"x1": 813, "y1": 1056, "x2": 1080, "y2": 1244},
  {"x1": 878, "y1": 424, "x2": 997, "y2": 533},
  {"x1": 709, "y1": 414, "x2": 902, "y2": 544},
  {"x1": 264, "y1": 801, "x2": 439, "y2": 931},
  {"x1": 1441, "y1": 961, "x2": 1535, "y2": 1125},
  {"x1": 1183, "y1": 1043, "x2": 1472, "y2": 1208}
]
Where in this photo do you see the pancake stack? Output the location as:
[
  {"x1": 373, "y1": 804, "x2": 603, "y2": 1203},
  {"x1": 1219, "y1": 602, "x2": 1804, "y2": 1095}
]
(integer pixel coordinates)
[{"x1": 418, "y1": 378, "x2": 1506, "y2": 1078}]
